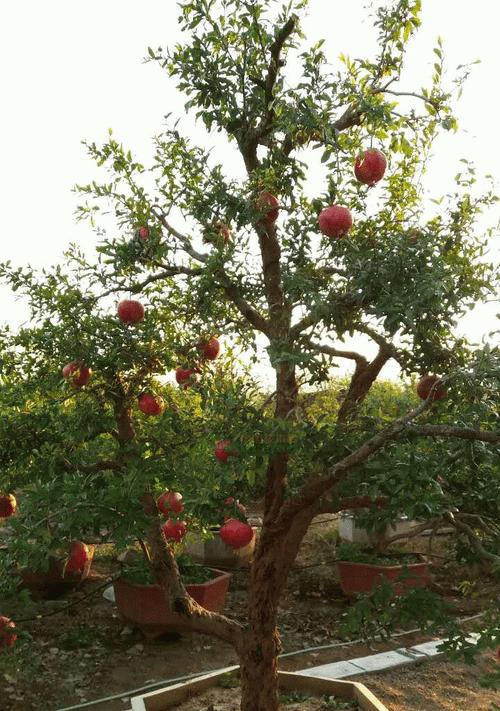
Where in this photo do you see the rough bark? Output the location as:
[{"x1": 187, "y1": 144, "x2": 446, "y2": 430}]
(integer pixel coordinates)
[
  {"x1": 239, "y1": 544, "x2": 283, "y2": 711},
  {"x1": 337, "y1": 344, "x2": 392, "y2": 423}
]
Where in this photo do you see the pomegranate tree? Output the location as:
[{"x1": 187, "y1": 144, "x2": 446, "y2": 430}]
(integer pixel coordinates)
[{"x1": 0, "y1": 1, "x2": 498, "y2": 709}]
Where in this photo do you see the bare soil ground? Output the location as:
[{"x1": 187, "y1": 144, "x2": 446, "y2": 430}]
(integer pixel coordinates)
[
  {"x1": 0, "y1": 516, "x2": 497, "y2": 711},
  {"x1": 356, "y1": 654, "x2": 499, "y2": 711},
  {"x1": 171, "y1": 685, "x2": 360, "y2": 710}
]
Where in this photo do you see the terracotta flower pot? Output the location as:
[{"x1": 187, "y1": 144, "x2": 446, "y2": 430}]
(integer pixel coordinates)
[
  {"x1": 20, "y1": 545, "x2": 95, "y2": 599},
  {"x1": 337, "y1": 557, "x2": 431, "y2": 596},
  {"x1": 113, "y1": 567, "x2": 231, "y2": 638}
]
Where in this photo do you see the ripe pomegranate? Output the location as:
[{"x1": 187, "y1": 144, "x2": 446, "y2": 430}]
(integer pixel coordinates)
[
  {"x1": 0, "y1": 494, "x2": 16, "y2": 518},
  {"x1": 198, "y1": 337, "x2": 220, "y2": 361},
  {"x1": 65, "y1": 541, "x2": 90, "y2": 573},
  {"x1": 117, "y1": 300, "x2": 145, "y2": 324},
  {"x1": 416, "y1": 375, "x2": 446, "y2": 401},
  {"x1": 157, "y1": 491, "x2": 184, "y2": 516},
  {"x1": 354, "y1": 148, "x2": 387, "y2": 185},
  {"x1": 62, "y1": 361, "x2": 92, "y2": 388},
  {"x1": 136, "y1": 225, "x2": 150, "y2": 240},
  {"x1": 138, "y1": 393, "x2": 164, "y2": 416},
  {"x1": 219, "y1": 519, "x2": 253, "y2": 549},
  {"x1": 0, "y1": 617, "x2": 17, "y2": 648},
  {"x1": 318, "y1": 205, "x2": 353, "y2": 238},
  {"x1": 256, "y1": 191, "x2": 279, "y2": 226},
  {"x1": 175, "y1": 367, "x2": 196, "y2": 388},
  {"x1": 162, "y1": 518, "x2": 187, "y2": 543},
  {"x1": 214, "y1": 439, "x2": 232, "y2": 463}
]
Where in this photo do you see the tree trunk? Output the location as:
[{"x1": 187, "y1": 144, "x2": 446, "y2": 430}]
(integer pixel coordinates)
[
  {"x1": 239, "y1": 541, "x2": 283, "y2": 711},
  {"x1": 239, "y1": 627, "x2": 281, "y2": 711}
]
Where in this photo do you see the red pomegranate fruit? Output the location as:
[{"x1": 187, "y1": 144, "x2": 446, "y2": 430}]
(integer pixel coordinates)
[
  {"x1": 136, "y1": 225, "x2": 150, "y2": 240},
  {"x1": 219, "y1": 519, "x2": 254, "y2": 549},
  {"x1": 175, "y1": 367, "x2": 196, "y2": 388},
  {"x1": 117, "y1": 300, "x2": 145, "y2": 324},
  {"x1": 256, "y1": 191, "x2": 279, "y2": 226},
  {"x1": 62, "y1": 361, "x2": 92, "y2": 388},
  {"x1": 416, "y1": 375, "x2": 446, "y2": 402},
  {"x1": 157, "y1": 491, "x2": 184, "y2": 516},
  {"x1": 318, "y1": 205, "x2": 353, "y2": 238},
  {"x1": 198, "y1": 337, "x2": 220, "y2": 361},
  {"x1": 214, "y1": 439, "x2": 232, "y2": 463},
  {"x1": 0, "y1": 617, "x2": 17, "y2": 648},
  {"x1": 162, "y1": 518, "x2": 187, "y2": 543},
  {"x1": 354, "y1": 148, "x2": 387, "y2": 185},
  {"x1": 66, "y1": 541, "x2": 90, "y2": 573},
  {"x1": 0, "y1": 494, "x2": 16, "y2": 518},
  {"x1": 138, "y1": 393, "x2": 164, "y2": 416}
]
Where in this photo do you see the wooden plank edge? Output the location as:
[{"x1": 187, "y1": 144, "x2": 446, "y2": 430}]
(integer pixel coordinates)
[{"x1": 131, "y1": 668, "x2": 389, "y2": 711}]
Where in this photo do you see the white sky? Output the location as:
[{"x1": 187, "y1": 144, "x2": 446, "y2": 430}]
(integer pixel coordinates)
[{"x1": 0, "y1": 0, "x2": 498, "y2": 386}]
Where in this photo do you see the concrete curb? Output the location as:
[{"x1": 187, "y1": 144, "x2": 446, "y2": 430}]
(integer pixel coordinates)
[{"x1": 297, "y1": 634, "x2": 479, "y2": 680}]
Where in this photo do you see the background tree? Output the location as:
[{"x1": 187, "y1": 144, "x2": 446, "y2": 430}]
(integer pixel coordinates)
[{"x1": 0, "y1": 0, "x2": 499, "y2": 709}]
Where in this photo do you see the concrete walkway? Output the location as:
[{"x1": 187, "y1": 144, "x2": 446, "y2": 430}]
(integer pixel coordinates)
[{"x1": 297, "y1": 635, "x2": 479, "y2": 679}]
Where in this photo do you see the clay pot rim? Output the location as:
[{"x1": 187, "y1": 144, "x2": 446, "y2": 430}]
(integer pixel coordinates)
[
  {"x1": 337, "y1": 556, "x2": 428, "y2": 572},
  {"x1": 114, "y1": 567, "x2": 231, "y2": 593}
]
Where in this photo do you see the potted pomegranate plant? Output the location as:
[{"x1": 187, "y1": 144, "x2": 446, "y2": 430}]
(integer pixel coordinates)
[
  {"x1": 114, "y1": 553, "x2": 231, "y2": 638},
  {"x1": 336, "y1": 542, "x2": 431, "y2": 597},
  {"x1": 20, "y1": 541, "x2": 96, "y2": 599}
]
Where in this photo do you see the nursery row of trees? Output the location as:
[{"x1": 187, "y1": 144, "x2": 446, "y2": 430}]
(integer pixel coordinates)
[{"x1": 0, "y1": 0, "x2": 499, "y2": 708}]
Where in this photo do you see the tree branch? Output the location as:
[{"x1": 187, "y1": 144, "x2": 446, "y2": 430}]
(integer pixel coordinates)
[
  {"x1": 253, "y1": 15, "x2": 298, "y2": 141},
  {"x1": 444, "y1": 513, "x2": 500, "y2": 566},
  {"x1": 305, "y1": 337, "x2": 369, "y2": 368},
  {"x1": 382, "y1": 518, "x2": 448, "y2": 547},
  {"x1": 318, "y1": 495, "x2": 389, "y2": 515},
  {"x1": 216, "y1": 270, "x2": 271, "y2": 337},
  {"x1": 97, "y1": 266, "x2": 202, "y2": 300},
  {"x1": 408, "y1": 425, "x2": 500, "y2": 444},
  {"x1": 152, "y1": 207, "x2": 209, "y2": 263},
  {"x1": 337, "y1": 343, "x2": 393, "y2": 424},
  {"x1": 275, "y1": 398, "x2": 435, "y2": 531}
]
